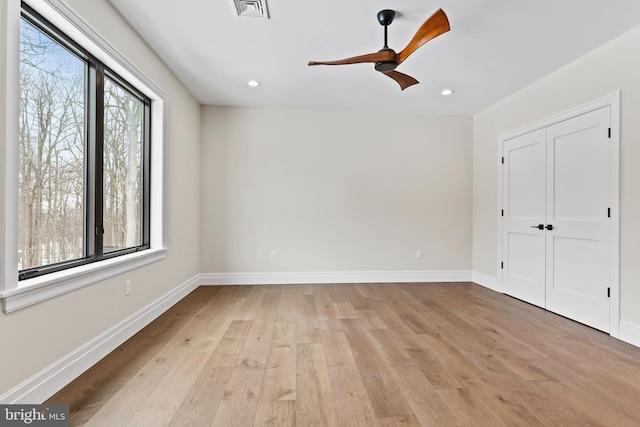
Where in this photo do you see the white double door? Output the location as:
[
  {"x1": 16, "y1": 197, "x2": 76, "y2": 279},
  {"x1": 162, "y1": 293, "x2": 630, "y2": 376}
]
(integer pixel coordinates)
[{"x1": 501, "y1": 106, "x2": 611, "y2": 332}]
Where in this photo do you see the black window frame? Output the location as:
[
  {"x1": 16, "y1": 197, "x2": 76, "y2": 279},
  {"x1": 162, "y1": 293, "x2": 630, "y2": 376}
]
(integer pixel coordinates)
[{"x1": 18, "y1": 2, "x2": 151, "y2": 281}]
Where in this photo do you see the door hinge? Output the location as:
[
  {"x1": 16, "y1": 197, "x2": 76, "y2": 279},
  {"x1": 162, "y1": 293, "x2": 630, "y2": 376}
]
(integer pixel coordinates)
[
  {"x1": 501, "y1": 156, "x2": 504, "y2": 164},
  {"x1": 607, "y1": 287, "x2": 611, "y2": 298},
  {"x1": 501, "y1": 262, "x2": 504, "y2": 269},
  {"x1": 501, "y1": 209, "x2": 504, "y2": 217},
  {"x1": 608, "y1": 128, "x2": 612, "y2": 139},
  {"x1": 608, "y1": 207, "x2": 611, "y2": 218}
]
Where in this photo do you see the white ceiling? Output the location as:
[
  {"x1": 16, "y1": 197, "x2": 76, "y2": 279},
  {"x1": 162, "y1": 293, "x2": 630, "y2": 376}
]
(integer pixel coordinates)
[{"x1": 107, "y1": 0, "x2": 640, "y2": 116}]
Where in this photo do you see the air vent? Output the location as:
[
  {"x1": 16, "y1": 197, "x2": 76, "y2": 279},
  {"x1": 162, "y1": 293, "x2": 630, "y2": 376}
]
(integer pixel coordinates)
[{"x1": 232, "y1": 0, "x2": 269, "y2": 18}]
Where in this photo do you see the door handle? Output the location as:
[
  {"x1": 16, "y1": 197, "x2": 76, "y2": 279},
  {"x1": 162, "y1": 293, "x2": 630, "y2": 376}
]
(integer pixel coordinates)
[
  {"x1": 546, "y1": 224, "x2": 554, "y2": 230},
  {"x1": 530, "y1": 224, "x2": 544, "y2": 230}
]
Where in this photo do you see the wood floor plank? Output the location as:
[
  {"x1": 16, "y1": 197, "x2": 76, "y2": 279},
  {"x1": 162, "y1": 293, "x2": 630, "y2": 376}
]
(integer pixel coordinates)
[
  {"x1": 278, "y1": 285, "x2": 298, "y2": 317},
  {"x1": 328, "y1": 365, "x2": 378, "y2": 426},
  {"x1": 120, "y1": 351, "x2": 210, "y2": 426},
  {"x1": 406, "y1": 347, "x2": 463, "y2": 390},
  {"x1": 367, "y1": 328, "x2": 411, "y2": 361},
  {"x1": 312, "y1": 288, "x2": 342, "y2": 331},
  {"x1": 260, "y1": 316, "x2": 297, "y2": 402},
  {"x1": 295, "y1": 343, "x2": 337, "y2": 426},
  {"x1": 355, "y1": 308, "x2": 388, "y2": 329},
  {"x1": 338, "y1": 284, "x2": 370, "y2": 310},
  {"x1": 333, "y1": 301, "x2": 358, "y2": 320},
  {"x1": 503, "y1": 380, "x2": 602, "y2": 426},
  {"x1": 209, "y1": 288, "x2": 283, "y2": 425},
  {"x1": 254, "y1": 400, "x2": 296, "y2": 427},
  {"x1": 210, "y1": 368, "x2": 264, "y2": 426},
  {"x1": 206, "y1": 319, "x2": 253, "y2": 368},
  {"x1": 491, "y1": 351, "x2": 555, "y2": 382},
  {"x1": 529, "y1": 356, "x2": 640, "y2": 425},
  {"x1": 83, "y1": 345, "x2": 191, "y2": 426},
  {"x1": 46, "y1": 283, "x2": 640, "y2": 426},
  {"x1": 236, "y1": 285, "x2": 267, "y2": 320},
  {"x1": 353, "y1": 283, "x2": 379, "y2": 299},
  {"x1": 320, "y1": 329, "x2": 355, "y2": 369},
  {"x1": 389, "y1": 357, "x2": 464, "y2": 426},
  {"x1": 168, "y1": 367, "x2": 234, "y2": 426},
  {"x1": 167, "y1": 294, "x2": 262, "y2": 426},
  {"x1": 296, "y1": 288, "x2": 322, "y2": 344},
  {"x1": 246, "y1": 287, "x2": 281, "y2": 335},
  {"x1": 365, "y1": 299, "x2": 421, "y2": 336},
  {"x1": 437, "y1": 386, "x2": 507, "y2": 427},
  {"x1": 341, "y1": 319, "x2": 417, "y2": 420}
]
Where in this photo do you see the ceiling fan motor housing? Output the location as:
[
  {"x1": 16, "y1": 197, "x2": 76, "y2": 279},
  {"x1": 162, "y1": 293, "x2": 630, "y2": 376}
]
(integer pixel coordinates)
[
  {"x1": 375, "y1": 61, "x2": 398, "y2": 72},
  {"x1": 375, "y1": 48, "x2": 398, "y2": 72}
]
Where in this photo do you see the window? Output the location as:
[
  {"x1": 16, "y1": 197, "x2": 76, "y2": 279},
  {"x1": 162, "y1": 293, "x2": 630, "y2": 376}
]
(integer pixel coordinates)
[
  {"x1": 103, "y1": 76, "x2": 149, "y2": 254},
  {"x1": 1, "y1": 0, "x2": 166, "y2": 312},
  {"x1": 18, "y1": 5, "x2": 150, "y2": 280}
]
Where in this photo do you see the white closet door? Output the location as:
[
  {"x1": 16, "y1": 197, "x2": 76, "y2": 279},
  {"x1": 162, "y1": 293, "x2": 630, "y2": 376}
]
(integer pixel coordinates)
[
  {"x1": 545, "y1": 106, "x2": 611, "y2": 332},
  {"x1": 502, "y1": 129, "x2": 547, "y2": 308}
]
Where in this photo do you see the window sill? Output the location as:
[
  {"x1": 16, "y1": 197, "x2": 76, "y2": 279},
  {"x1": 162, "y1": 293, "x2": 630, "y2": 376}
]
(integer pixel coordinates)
[{"x1": 1, "y1": 248, "x2": 168, "y2": 313}]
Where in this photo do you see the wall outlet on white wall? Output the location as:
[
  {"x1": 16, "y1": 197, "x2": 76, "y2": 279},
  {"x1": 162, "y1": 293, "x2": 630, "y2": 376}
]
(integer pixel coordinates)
[
  {"x1": 270, "y1": 250, "x2": 277, "y2": 260},
  {"x1": 125, "y1": 280, "x2": 132, "y2": 296},
  {"x1": 416, "y1": 250, "x2": 422, "y2": 259}
]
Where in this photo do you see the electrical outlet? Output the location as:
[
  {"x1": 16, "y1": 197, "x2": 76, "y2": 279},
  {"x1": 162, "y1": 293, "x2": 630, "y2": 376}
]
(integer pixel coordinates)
[
  {"x1": 416, "y1": 250, "x2": 423, "y2": 259},
  {"x1": 270, "y1": 250, "x2": 277, "y2": 260},
  {"x1": 125, "y1": 280, "x2": 132, "y2": 296}
]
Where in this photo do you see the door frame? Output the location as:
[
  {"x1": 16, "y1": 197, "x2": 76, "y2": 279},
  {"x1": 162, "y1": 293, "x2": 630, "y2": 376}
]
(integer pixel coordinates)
[{"x1": 497, "y1": 92, "x2": 620, "y2": 338}]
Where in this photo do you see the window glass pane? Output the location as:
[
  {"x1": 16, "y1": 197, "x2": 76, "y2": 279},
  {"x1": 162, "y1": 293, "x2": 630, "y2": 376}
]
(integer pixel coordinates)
[
  {"x1": 18, "y1": 18, "x2": 86, "y2": 270},
  {"x1": 103, "y1": 77, "x2": 144, "y2": 253}
]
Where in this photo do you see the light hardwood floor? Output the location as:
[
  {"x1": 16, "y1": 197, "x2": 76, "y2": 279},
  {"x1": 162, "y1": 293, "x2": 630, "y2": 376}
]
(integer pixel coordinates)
[{"x1": 48, "y1": 283, "x2": 640, "y2": 426}]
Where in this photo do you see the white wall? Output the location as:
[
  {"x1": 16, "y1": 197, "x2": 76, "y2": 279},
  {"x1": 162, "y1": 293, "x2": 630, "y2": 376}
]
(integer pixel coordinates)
[
  {"x1": 201, "y1": 106, "x2": 473, "y2": 274},
  {"x1": 473, "y1": 26, "x2": 640, "y2": 326},
  {"x1": 0, "y1": 0, "x2": 201, "y2": 396}
]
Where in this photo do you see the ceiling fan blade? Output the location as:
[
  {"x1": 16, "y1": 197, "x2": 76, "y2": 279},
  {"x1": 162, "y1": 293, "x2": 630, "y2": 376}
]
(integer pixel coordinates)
[
  {"x1": 383, "y1": 70, "x2": 419, "y2": 90},
  {"x1": 308, "y1": 50, "x2": 396, "y2": 66},
  {"x1": 397, "y1": 8, "x2": 450, "y2": 65}
]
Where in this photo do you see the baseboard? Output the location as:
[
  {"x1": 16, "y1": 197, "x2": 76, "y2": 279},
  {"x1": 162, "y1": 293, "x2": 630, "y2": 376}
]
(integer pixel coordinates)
[
  {"x1": 197, "y1": 270, "x2": 473, "y2": 286},
  {"x1": 620, "y1": 320, "x2": 640, "y2": 348},
  {"x1": 0, "y1": 275, "x2": 200, "y2": 404},
  {"x1": 471, "y1": 271, "x2": 499, "y2": 292}
]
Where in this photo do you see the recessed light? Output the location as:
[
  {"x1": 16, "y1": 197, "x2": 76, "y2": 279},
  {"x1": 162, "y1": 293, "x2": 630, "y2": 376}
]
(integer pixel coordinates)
[
  {"x1": 247, "y1": 80, "x2": 261, "y2": 87},
  {"x1": 441, "y1": 88, "x2": 454, "y2": 96}
]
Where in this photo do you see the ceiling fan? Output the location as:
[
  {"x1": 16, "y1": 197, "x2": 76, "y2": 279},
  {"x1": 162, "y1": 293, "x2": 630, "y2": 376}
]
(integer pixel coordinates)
[{"x1": 308, "y1": 8, "x2": 450, "y2": 90}]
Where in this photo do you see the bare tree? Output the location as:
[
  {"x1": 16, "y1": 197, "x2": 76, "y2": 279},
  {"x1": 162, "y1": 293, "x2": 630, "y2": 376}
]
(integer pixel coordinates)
[
  {"x1": 19, "y1": 17, "x2": 144, "y2": 271},
  {"x1": 19, "y1": 18, "x2": 84, "y2": 269},
  {"x1": 104, "y1": 79, "x2": 143, "y2": 251}
]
